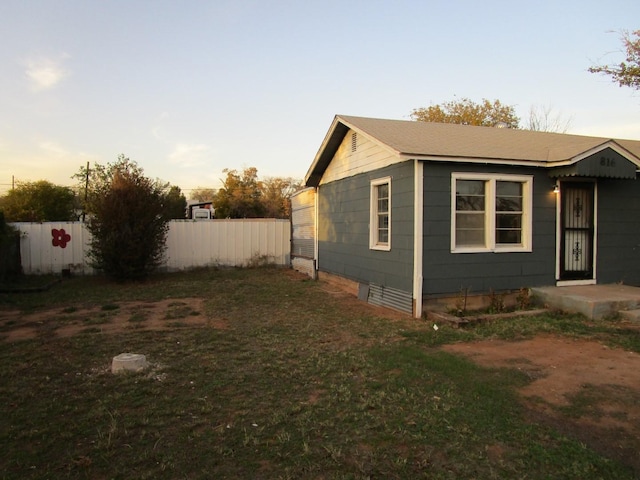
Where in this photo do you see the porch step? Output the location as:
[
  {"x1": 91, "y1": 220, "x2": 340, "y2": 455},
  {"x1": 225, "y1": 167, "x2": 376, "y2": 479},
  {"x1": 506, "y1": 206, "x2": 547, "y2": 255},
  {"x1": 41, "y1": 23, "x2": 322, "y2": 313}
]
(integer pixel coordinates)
[
  {"x1": 530, "y1": 284, "x2": 640, "y2": 320},
  {"x1": 619, "y1": 309, "x2": 640, "y2": 323}
]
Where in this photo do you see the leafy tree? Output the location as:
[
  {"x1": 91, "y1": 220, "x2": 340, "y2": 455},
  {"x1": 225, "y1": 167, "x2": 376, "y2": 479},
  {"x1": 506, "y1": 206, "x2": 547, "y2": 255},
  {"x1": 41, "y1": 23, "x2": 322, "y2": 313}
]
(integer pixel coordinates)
[
  {"x1": 213, "y1": 167, "x2": 265, "y2": 218},
  {"x1": 163, "y1": 185, "x2": 188, "y2": 219},
  {"x1": 0, "y1": 180, "x2": 77, "y2": 222},
  {"x1": 189, "y1": 187, "x2": 217, "y2": 202},
  {"x1": 74, "y1": 155, "x2": 169, "y2": 280},
  {"x1": 589, "y1": 30, "x2": 640, "y2": 90},
  {"x1": 411, "y1": 97, "x2": 520, "y2": 128},
  {"x1": 260, "y1": 176, "x2": 303, "y2": 218}
]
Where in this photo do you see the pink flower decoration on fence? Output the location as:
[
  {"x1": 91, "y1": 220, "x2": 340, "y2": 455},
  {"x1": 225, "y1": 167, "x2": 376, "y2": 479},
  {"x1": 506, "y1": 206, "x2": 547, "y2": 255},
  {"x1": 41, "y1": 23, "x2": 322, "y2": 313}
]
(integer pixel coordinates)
[{"x1": 52, "y1": 228, "x2": 71, "y2": 249}]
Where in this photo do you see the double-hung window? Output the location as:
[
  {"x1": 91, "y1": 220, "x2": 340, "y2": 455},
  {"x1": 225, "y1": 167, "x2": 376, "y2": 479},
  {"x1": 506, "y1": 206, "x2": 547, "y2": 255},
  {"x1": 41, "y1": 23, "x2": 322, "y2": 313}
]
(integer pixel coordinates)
[
  {"x1": 452, "y1": 173, "x2": 532, "y2": 253},
  {"x1": 370, "y1": 177, "x2": 391, "y2": 250}
]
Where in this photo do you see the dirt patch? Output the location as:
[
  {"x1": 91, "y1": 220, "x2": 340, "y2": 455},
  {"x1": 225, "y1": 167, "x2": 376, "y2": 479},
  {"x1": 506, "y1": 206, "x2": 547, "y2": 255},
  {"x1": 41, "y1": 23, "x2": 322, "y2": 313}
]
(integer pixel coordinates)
[
  {"x1": 0, "y1": 298, "x2": 222, "y2": 342},
  {"x1": 443, "y1": 336, "x2": 640, "y2": 474}
]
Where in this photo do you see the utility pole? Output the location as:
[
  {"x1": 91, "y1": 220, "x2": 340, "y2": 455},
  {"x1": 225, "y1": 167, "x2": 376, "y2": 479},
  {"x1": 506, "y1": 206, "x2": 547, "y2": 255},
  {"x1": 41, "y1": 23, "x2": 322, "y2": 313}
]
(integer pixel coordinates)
[{"x1": 82, "y1": 162, "x2": 89, "y2": 222}]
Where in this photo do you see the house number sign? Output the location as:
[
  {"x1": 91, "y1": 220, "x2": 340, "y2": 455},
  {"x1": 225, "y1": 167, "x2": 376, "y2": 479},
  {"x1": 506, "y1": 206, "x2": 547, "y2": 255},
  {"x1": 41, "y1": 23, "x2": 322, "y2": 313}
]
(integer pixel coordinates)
[{"x1": 600, "y1": 156, "x2": 616, "y2": 167}]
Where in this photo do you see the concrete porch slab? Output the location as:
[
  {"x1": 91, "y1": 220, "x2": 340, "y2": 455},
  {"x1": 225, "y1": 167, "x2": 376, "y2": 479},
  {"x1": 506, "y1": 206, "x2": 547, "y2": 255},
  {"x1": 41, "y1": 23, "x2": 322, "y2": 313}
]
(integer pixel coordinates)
[{"x1": 530, "y1": 284, "x2": 640, "y2": 320}]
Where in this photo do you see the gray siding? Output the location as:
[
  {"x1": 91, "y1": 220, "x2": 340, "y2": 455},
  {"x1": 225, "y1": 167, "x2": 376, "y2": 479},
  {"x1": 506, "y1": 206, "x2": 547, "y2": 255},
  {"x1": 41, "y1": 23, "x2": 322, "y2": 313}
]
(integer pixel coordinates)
[
  {"x1": 422, "y1": 163, "x2": 557, "y2": 296},
  {"x1": 317, "y1": 161, "x2": 414, "y2": 293},
  {"x1": 596, "y1": 177, "x2": 640, "y2": 285}
]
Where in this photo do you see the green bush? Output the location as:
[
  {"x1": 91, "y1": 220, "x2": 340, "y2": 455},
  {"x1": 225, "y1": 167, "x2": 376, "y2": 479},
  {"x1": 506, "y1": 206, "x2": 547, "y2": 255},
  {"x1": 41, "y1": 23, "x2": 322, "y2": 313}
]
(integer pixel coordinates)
[
  {"x1": 82, "y1": 156, "x2": 169, "y2": 280},
  {"x1": 0, "y1": 211, "x2": 21, "y2": 280}
]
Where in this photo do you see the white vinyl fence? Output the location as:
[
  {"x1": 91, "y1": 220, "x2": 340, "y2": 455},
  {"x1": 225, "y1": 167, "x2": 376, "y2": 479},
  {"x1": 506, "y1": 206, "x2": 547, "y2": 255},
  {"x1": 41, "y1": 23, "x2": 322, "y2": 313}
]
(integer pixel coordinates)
[{"x1": 12, "y1": 219, "x2": 291, "y2": 275}]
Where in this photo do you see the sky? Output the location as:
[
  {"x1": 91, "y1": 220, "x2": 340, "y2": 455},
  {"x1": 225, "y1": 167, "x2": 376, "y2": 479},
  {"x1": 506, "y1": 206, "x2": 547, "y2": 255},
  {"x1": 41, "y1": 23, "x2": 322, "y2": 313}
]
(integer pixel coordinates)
[{"x1": 1, "y1": 0, "x2": 639, "y2": 197}]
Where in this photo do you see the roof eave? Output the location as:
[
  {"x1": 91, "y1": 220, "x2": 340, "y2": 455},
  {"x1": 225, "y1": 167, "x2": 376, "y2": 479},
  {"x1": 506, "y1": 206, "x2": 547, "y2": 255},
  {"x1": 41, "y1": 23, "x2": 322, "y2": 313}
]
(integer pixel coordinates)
[
  {"x1": 398, "y1": 153, "x2": 549, "y2": 168},
  {"x1": 304, "y1": 116, "x2": 350, "y2": 187}
]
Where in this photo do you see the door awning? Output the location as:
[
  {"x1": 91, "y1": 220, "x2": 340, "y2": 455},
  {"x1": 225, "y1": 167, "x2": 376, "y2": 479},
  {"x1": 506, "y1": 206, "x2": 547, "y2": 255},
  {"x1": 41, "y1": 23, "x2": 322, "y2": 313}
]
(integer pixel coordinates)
[{"x1": 550, "y1": 147, "x2": 638, "y2": 179}]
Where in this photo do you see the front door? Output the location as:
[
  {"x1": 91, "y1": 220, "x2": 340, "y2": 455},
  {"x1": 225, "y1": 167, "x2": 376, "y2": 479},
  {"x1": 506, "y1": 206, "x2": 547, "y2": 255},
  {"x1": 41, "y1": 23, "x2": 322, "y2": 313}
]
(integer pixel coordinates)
[{"x1": 560, "y1": 182, "x2": 595, "y2": 280}]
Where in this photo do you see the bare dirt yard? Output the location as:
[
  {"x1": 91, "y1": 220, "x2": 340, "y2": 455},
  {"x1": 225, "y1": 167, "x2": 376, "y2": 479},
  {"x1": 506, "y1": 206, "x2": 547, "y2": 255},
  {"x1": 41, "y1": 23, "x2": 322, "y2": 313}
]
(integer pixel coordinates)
[
  {"x1": 443, "y1": 335, "x2": 640, "y2": 473},
  {"x1": 0, "y1": 298, "x2": 223, "y2": 343}
]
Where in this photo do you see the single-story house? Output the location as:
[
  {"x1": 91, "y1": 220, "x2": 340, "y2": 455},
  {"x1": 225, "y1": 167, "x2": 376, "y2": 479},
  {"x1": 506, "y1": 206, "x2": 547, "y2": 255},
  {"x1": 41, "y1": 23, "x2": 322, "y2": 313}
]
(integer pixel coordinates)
[{"x1": 294, "y1": 114, "x2": 640, "y2": 317}]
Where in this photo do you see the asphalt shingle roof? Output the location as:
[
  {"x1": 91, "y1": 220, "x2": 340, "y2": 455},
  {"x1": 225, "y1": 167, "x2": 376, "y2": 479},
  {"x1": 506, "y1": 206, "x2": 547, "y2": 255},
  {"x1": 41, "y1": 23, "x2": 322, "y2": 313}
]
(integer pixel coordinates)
[
  {"x1": 305, "y1": 115, "x2": 640, "y2": 186},
  {"x1": 337, "y1": 115, "x2": 640, "y2": 162}
]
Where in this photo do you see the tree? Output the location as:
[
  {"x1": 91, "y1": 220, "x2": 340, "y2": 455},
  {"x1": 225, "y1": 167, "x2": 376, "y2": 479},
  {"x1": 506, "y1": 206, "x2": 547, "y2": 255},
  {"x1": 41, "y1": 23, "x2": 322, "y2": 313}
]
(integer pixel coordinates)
[
  {"x1": 589, "y1": 30, "x2": 640, "y2": 90},
  {"x1": 411, "y1": 97, "x2": 520, "y2": 128},
  {"x1": 189, "y1": 187, "x2": 217, "y2": 202},
  {"x1": 213, "y1": 167, "x2": 265, "y2": 218},
  {"x1": 525, "y1": 104, "x2": 572, "y2": 133},
  {"x1": 260, "y1": 176, "x2": 303, "y2": 218},
  {"x1": 0, "y1": 180, "x2": 77, "y2": 222},
  {"x1": 162, "y1": 185, "x2": 188, "y2": 220},
  {"x1": 75, "y1": 155, "x2": 169, "y2": 280}
]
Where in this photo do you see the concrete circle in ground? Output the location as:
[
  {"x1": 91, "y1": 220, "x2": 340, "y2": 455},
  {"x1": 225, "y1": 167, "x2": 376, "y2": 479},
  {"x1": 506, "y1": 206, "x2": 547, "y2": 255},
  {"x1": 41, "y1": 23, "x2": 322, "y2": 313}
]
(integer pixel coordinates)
[{"x1": 112, "y1": 353, "x2": 148, "y2": 373}]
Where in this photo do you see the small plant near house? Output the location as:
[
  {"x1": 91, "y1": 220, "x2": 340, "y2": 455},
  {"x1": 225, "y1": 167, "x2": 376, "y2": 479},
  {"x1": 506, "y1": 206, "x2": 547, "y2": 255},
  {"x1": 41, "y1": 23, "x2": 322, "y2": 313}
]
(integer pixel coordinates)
[
  {"x1": 516, "y1": 287, "x2": 531, "y2": 310},
  {"x1": 454, "y1": 286, "x2": 470, "y2": 316},
  {"x1": 487, "y1": 288, "x2": 507, "y2": 314}
]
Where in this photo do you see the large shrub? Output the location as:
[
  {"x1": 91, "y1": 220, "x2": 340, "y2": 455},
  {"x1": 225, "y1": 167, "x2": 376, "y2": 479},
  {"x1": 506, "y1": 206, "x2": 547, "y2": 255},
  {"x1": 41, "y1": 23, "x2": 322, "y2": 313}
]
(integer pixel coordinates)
[
  {"x1": 0, "y1": 211, "x2": 21, "y2": 280},
  {"x1": 0, "y1": 180, "x2": 77, "y2": 222},
  {"x1": 80, "y1": 156, "x2": 169, "y2": 280}
]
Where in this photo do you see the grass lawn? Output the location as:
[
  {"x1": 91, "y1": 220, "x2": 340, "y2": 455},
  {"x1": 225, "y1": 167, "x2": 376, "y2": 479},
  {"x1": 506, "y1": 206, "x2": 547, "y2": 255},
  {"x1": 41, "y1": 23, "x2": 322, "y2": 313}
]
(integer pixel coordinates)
[{"x1": 0, "y1": 267, "x2": 638, "y2": 479}]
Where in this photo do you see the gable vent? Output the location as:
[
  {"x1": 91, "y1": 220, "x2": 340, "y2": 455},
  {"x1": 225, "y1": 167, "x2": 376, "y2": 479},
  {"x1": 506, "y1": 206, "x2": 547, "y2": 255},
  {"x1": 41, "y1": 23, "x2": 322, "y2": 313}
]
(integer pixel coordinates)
[{"x1": 351, "y1": 132, "x2": 357, "y2": 152}]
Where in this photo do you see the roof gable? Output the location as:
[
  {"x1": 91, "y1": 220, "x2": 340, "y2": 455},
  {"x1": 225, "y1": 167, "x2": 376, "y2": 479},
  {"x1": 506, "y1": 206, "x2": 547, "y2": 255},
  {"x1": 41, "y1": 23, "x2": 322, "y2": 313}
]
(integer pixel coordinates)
[
  {"x1": 551, "y1": 146, "x2": 638, "y2": 179},
  {"x1": 305, "y1": 115, "x2": 640, "y2": 186}
]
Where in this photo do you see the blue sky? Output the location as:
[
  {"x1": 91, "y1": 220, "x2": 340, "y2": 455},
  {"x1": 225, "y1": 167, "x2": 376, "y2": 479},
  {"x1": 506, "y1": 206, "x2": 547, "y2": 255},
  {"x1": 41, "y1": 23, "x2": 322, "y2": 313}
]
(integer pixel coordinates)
[{"x1": 1, "y1": 0, "x2": 639, "y2": 197}]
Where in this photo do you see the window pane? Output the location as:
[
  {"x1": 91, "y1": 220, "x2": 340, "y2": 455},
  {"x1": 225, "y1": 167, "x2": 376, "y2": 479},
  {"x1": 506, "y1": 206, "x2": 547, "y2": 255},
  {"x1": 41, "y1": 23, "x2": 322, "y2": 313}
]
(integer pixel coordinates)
[
  {"x1": 378, "y1": 198, "x2": 389, "y2": 213},
  {"x1": 496, "y1": 181, "x2": 522, "y2": 197},
  {"x1": 496, "y1": 229, "x2": 521, "y2": 244},
  {"x1": 378, "y1": 229, "x2": 389, "y2": 243},
  {"x1": 457, "y1": 180, "x2": 484, "y2": 195},
  {"x1": 496, "y1": 213, "x2": 522, "y2": 244},
  {"x1": 455, "y1": 213, "x2": 485, "y2": 247},
  {"x1": 377, "y1": 183, "x2": 389, "y2": 198},
  {"x1": 456, "y1": 180, "x2": 485, "y2": 212},
  {"x1": 496, "y1": 181, "x2": 522, "y2": 212},
  {"x1": 456, "y1": 195, "x2": 485, "y2": 211},
  {"x1": 456, "y1": 229, "x2": 485, "y2": 246},
  {"x1": 496, "y1": 213, "x2": 522, "y2": 229},
  {"x1": 378, "y1": 214, "x2": 389, "y2": 229},
  {"x1": 456, "y1": 212, "x2": 485, "y2": 228}
]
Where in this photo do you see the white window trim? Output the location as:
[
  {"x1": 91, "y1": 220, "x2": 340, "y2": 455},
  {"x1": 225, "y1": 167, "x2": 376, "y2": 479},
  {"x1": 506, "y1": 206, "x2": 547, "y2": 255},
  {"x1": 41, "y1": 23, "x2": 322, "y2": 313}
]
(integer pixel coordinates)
[
  {"x1": 370, "y1": 176, "x2": 391, "y2": 251},
  {"x1": 451, "y1": 172, "x2": 533, "y2": 253}
]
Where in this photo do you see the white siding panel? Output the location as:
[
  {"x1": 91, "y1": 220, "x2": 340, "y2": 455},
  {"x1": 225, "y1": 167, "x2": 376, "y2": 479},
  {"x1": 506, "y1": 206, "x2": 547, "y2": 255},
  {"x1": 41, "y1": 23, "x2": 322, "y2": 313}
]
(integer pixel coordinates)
[
  {"x1": 13, "y1": 219, "x2": 291, "y2": 275},
  {"x1": 320, "y1": 130, "x2": 401, "y2": 185},
  {"x1": 13, "y1": 222, "x2": 94, "y2": 275}
]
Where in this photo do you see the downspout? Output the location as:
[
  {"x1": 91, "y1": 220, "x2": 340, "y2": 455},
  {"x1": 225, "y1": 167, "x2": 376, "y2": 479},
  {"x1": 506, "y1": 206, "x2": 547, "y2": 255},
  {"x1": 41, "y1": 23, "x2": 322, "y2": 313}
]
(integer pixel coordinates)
[{"x1": 413, "y1": 159, "x2": 424, "y2": 318}]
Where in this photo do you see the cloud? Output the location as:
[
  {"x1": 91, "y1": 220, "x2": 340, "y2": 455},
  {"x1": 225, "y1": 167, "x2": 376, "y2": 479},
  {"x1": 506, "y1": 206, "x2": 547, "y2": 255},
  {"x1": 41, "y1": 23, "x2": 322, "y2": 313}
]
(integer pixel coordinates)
[
  {"x1": 168, "y1": 143, "x2": 212, "y2": 167},
  {"x1": 24, "y1": 54, "x2": 70, "y2": 91}
]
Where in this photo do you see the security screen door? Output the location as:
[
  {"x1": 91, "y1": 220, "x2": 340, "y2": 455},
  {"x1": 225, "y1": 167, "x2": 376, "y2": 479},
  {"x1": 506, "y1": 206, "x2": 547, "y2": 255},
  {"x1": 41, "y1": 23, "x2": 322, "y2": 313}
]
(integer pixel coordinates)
[{"x1": 560, "y1": 182, "x2": 595, "y2": 280}]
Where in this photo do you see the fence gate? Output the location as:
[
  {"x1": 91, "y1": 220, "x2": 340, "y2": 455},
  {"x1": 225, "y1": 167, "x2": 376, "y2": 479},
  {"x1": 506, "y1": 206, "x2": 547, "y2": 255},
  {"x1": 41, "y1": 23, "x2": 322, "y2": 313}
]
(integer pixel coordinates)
[{"x1": 290, "y1": 187, "x2": 316, "y2": 279}]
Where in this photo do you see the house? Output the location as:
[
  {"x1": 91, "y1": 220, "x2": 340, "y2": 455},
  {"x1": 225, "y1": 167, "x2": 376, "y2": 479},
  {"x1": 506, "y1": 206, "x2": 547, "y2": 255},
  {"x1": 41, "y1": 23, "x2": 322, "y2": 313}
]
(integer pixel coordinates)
[{"x1": 297, "y1": 114, "x2": 640, "y2": 317}]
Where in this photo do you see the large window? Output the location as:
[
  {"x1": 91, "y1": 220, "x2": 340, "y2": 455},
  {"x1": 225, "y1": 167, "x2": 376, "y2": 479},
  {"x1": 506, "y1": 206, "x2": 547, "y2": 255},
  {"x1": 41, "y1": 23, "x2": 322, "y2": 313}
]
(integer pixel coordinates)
[
  {"x1": 452, "y1": 173, "x2": 532, "y2": 253},
  {"x1": 370, "y1": 177, "x2": 391, "y2": 250}
]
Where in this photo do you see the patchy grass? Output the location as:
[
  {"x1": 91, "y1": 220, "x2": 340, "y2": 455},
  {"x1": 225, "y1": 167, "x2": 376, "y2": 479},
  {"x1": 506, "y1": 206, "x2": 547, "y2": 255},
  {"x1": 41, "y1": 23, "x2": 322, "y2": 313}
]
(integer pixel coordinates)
[
  {"x1": 421, "y1": 310, "x2": 640, "y2": 354},
  {"x1": 0, "y1": 267, "x2": 636, "y2": 479}
]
